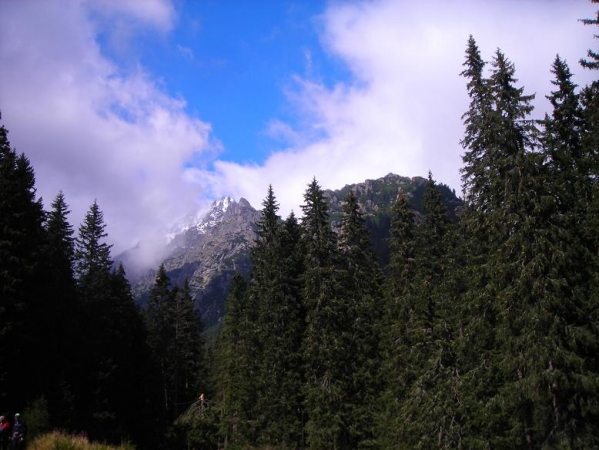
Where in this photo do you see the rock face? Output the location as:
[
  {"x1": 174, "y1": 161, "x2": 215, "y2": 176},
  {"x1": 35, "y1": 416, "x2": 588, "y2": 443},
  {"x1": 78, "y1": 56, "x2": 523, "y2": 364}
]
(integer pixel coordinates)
[
  {"x1": 123, "y1": 174, "x2": 462, "y2": 328},
  {"x1": 129, "y1": 197, "x2": 260, "y2": 327}
]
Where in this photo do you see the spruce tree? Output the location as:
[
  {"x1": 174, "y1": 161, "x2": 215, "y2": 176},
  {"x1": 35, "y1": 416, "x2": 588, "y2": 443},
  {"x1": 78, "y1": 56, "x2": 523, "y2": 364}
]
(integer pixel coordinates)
[
  {"x1": 458, "y1": 38, "x2": 599, "y2": 448},
  {"x1": 214, "y1": 272, "x2": 257, "y2": 447},
  {"x1": 580, "y1": 0, "x2": 599, "y2": 71},
  {"x1": 300, "y1": 178, "x2": 349, "y2": 449},
  {"x1": 542, "y1": 56, "x2": 588, "y2": 222},
  {"x1": 105, "y1": 264, "x2": 161, "y2": 447},
  {"x1": 337, "y1": 190, "x2": 383, "y2": 448},
  {"x1": 172, "y1": 280, "x2": 206, "y2": 419},
  {"x1": 75, "y1": 200, "x2": 113, "y2": 296},
  {"x1": 0, "y1": 123, "x2": 46, "y2": 411},
  {"x1": 378, "y1": 191, "x2": 418, "y2": 448},
  {"x1": 251, "y1": 186, "x2": 304, "y2": 448},
  {"x1": 40, "y1": 191, "x2": 81, "y2": 427},
  {"x1": 145, "y1": 264, "x2": 176, "y2": 423}
]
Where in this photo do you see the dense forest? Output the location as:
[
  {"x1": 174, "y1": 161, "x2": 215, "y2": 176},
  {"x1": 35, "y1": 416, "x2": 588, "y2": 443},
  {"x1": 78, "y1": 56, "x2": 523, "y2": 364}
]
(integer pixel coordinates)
[{"x1": 1, "y1": 3, "x2": 599, "y2": 449}]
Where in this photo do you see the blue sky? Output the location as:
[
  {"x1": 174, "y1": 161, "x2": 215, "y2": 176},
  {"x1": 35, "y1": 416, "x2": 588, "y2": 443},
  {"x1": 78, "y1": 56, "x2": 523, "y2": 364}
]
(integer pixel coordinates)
[{"x1": 0, "y1": 0, "x2": 597, "y2": 258}]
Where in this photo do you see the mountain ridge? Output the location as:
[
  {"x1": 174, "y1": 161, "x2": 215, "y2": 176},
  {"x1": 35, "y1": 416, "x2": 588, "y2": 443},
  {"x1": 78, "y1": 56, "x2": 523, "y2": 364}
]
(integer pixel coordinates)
[{"x1": 120, "y1": 173, "x2": 462, "y2": 327}]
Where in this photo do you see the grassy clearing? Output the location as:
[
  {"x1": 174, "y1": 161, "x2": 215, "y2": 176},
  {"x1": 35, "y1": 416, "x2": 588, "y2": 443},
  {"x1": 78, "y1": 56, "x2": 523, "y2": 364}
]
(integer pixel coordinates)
[{"x1": 28, "y1": 431, "x2": 135, "y2": 450}]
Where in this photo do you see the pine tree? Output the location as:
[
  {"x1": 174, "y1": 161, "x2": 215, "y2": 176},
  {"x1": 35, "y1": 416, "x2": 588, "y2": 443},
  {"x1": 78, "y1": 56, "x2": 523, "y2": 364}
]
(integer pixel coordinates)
[
  {"x1": 74, "y1": 201, "x2": 156, "y2": 445},
  {"x1": 214, "y1": 272, "x2": 257, "y2": 447},
  {"x1": 300, "y1": 178, "x2": 351, "y2": 449},
  {"x1": 172, "y1": 280, "x2": 206, "y2": 419},
  {"x1": 393, "y1": 174, "x2": 460, "y2": 448},
  {"x1": 378, "y1": 191, "x2": 418, "y2": 448},
  {"x1": 0, "y1": 123, "x2": 46, "y2": 410},
  {"x1": 580, "y1": 0, "x2": 599, "y2": 70},
  {"x1": 102, "y1": 264, "x2": 162, "y2": 447},
  {"x1": 337, "y1": 190, "x2": 383, "y2": 448},
  {"x1": 460, "y1": 35, "x2": 494, "y2": 213},
  {"x1": 458, "y1": 38, "x2": 599, "y2": 448},
  {"x1": 251, "y1": 186, "x2": 305, "y2": 448},
  {"x1": 542, "y1": 56, "x2": 588, "y2": 223},
  {"x1": 40, "y1": 191, "x2": 82, "y2": 427},
  {"x1": 145, "y1": 264, "x2": 176, "y2": 423},
  {"x1": 75, "y1": 200, "x2": 113, "y2": 298}
]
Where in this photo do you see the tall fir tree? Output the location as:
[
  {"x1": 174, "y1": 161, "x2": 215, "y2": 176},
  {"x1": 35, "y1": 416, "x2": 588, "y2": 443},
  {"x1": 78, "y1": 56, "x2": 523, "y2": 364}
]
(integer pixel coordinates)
[
  {"x1": 171, "y1": 280, "x2": 206, "y2": 420},
  {"x1": 73, "y1": 201, "x2": 155, "y2": 446},
  {"x1": 145, "y1": 265, "x2": 176, "y2": 423},
  {"x1": 337, "y1": 190, "x2": 383, "y2": 448},
  {"x1": 580, "y1": 0, "x2": 599, "y2": 71},
  {"x1": 378, "y1": 191, "x2": 418, "y2": 448},
  {"x1": 0, "y1": 122, "x2": 47, "y2": 411},
  {"x1": 250, "y1": 186, "x2": 305, "y2": 448},
  {"x1": 300, "y1": 178, "x2": 351, "y2": 449},
  {"x1": 388, "y1": 174, "x2": 460, "y2": 449},
  {"x1": 40, "y1": 191, "x2": 82, "y2": 427},
  {"x1": 458, "y1": 38, "x2": 599, "y2": 448},
  {"x1": 542, "y1": 56, "x2": 588, "y2": 224},
  {"x1": 214, "y1": 272, "x2": 257, "y2": 448}
]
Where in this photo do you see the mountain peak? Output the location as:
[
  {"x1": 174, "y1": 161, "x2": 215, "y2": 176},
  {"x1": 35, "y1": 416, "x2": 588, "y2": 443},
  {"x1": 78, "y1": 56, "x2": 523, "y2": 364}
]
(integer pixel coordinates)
[{"x1": 197, "y1": 196, "x2": 237, "y2": 233}]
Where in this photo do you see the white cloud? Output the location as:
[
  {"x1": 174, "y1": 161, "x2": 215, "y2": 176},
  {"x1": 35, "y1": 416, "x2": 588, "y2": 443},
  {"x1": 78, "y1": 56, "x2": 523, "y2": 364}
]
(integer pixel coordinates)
[
  {"x1": 207, "y1": 0, "x2": 598, "y2": 216},
  {"x1": 1, "y1": 0, "x2": 597, "y2": 261},
  {"x1": 0, "y1": 0, "x2": 218, "y2": 257}
]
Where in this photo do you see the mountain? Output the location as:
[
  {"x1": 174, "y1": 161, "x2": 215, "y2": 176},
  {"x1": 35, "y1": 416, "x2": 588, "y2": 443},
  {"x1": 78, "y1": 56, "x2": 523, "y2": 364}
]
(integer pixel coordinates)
[
  {"x1": 326, "y1": 173, "x2": 462, "y2": 267},
  {"x1": 121, "y1": 174, "x2": 461, "y2": 328},
  {"x1": 123, "y1": 197, "x2": 260, "y2": 327}
]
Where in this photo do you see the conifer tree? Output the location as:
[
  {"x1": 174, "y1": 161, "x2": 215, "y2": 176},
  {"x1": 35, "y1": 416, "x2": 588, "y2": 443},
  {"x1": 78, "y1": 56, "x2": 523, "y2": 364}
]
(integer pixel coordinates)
[
  {"x1": 378, "y1": 191, "x2": 418, "y2": 448},
  {"x1": 105, "y1": 264, "x2": 161, "y2": 447},
  {"x1": 74, "y1": 201, "x2": 155, "y2": 444},
  {"x1": 75, "y1": 200, "x2": 113, "y2": 297},
  {"x1": 251, "y1": 186, "x2": 304, "y2": 447},
  {"x1": 214, "y1": 272, "x2": 257, "y2": 447},
  {"x1": 0, "y1": 123, "x2": 46, "y2": 410},
  {"x1": 580, "y1": 0, "x2": 599, "y2": 70},
  {"x1": 145, "y1": 265, "x2": 176, "y2": 422},
  {"x1": 172, "y1": 280, "x2": 206, "y2": 419},
  {"x1": 300, "y1": 178, "x2": 349, "y2": 449},
  {"x1": 337, "y1": 190, "x2": 383, "y2": 447},
  {"x1": 458, "y1": 38, "x2": 599, "y2": 448},
  {"x1": 392, "y1": 174, "x2": 459, "y2": 448},
  {"x1": 41, "y1": 192, "x2": 82, "y2": 426},
  {"x1": 542, "y1": 56, "x2": 588, "y2": 222}
]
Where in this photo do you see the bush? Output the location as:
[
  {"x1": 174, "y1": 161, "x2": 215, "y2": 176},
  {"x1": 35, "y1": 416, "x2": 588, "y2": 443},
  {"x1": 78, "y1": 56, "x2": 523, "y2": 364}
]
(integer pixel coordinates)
[{"x1": 28, "y1": 431, "x2": 135, "y2": 450}]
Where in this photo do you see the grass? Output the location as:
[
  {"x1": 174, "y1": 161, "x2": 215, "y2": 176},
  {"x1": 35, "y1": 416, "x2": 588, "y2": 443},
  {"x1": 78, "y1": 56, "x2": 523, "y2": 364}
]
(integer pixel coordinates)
[{"x1": 28, "y1": 431, "x2": 135, "y2": 450}]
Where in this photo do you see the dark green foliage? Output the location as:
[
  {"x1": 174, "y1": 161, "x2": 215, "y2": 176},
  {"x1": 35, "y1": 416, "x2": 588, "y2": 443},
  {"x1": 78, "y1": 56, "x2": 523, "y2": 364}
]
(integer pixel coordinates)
[
  {"x1": 145, "y1": 266, "x2": 206, "y2": 431},
  {"x1": 172, "y1": 280, "x2": 206, "y2": 416},
  {"x1": 456, "y1": 36, "x2": 599, "y2": 449},
  {"x1": 213, "y1": 272, "x2": 257, "y2": 447},
  {"x1": 250, "y1": 186, "x2": 305, "y2": 448},
  {"x1": 3, "y1": 10, "x2": 599, "y2": 448},
  {"x1": 40, "y1": 192, "x2": 81, "y2": 427},
  {"x1": 580, "y1": 0, "x2": 599, "y2": 70},
  {"x1": 379, "y1": 179, "x2": 460, "y2": 448},
  {"x1": 337, "y1": 190, "x2": 383, "y2": 448},
  {"x1": 379, "y1": 191, "x2": 417, "y2": 448},
  {"x1": 73, "y1": 202, "x2": 159, "y2": 447},
  {"x1": 300, "y1": 178, "x2": 350, "y2": 449},
  {"x1": 0, "y1": 123, "x2": 46, "y2": 411}
]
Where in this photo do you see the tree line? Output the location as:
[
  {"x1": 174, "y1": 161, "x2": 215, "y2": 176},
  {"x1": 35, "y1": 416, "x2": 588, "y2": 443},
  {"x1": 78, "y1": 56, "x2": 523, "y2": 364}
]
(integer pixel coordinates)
[
  {"x1": 0, "y1": 124, "x2": 208, "y2": 447},
  {"x1": 1, "y1": 3, "x2": 598, "y2": 449}
]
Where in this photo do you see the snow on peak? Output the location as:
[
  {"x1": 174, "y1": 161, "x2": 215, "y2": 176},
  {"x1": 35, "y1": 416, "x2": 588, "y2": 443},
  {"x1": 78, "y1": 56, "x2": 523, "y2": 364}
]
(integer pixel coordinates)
[
  {"x1": 166, "y1": 196, "x2": 236, "y2": 243},
  {"x1": 197, "y1": 196, "x2": 235, "y2": 233}
]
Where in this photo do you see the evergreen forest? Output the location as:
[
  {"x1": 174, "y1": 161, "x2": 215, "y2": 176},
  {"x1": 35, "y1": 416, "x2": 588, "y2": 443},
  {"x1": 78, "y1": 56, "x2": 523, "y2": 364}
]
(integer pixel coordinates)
[{"x1": 1, "y1": 4, "x2": 599, "y2": 449}]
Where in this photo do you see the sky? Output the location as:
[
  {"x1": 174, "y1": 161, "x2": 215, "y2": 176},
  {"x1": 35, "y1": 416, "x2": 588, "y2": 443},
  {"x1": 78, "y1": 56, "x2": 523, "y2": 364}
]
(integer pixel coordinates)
[{"x1": 0, "y1": 0, "x2": 597, "y2": 259}]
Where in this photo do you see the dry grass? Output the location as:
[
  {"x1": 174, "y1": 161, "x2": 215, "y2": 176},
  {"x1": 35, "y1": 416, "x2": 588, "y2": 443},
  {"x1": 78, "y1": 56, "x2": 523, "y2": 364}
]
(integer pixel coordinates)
[{"x1": 28, "y1": 431, "x2": 135, "y2": 450}]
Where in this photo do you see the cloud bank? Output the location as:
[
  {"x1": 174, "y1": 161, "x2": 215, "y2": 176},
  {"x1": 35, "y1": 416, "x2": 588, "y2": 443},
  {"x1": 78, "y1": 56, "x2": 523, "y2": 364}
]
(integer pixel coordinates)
[
  {"x1": 207, "y1": 0, "x2": 597, "y2": 218},
  {"x1": 0, "y1": 0, "x2": 597, "y2": 257},
  {"x1": 0, "y1": 0, "x2": 218, "y2": 255}
]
